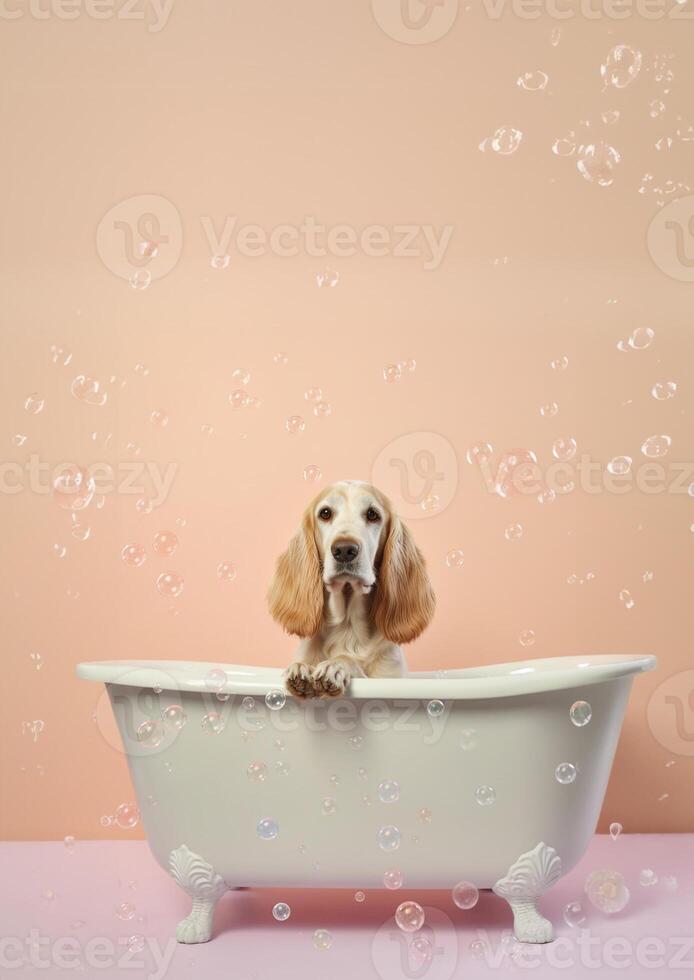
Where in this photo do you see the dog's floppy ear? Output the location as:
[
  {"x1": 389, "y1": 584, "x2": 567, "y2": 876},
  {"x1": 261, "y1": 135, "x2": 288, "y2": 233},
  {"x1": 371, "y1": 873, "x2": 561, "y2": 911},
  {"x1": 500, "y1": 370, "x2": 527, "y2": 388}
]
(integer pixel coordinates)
[
  {"x1": 372, "y1": 512, "x2": 435, "y2": 644},
  {"x1": 268, "y1": 507, "x2": 323, "y2": 638}
]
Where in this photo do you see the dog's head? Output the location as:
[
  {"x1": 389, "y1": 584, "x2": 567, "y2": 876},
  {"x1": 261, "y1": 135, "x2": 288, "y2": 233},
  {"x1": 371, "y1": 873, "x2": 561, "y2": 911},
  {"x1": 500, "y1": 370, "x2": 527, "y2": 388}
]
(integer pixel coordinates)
[{"x1": 268, "y1": 480, "x2": 435, "y2": 643}]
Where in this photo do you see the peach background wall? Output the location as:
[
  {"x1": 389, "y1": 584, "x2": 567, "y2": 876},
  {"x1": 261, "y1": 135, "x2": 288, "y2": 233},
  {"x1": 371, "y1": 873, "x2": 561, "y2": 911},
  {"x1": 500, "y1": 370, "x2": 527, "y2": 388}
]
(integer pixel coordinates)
[{"x1": 1, "y1": 2, "x2": 693, "y2": 840}]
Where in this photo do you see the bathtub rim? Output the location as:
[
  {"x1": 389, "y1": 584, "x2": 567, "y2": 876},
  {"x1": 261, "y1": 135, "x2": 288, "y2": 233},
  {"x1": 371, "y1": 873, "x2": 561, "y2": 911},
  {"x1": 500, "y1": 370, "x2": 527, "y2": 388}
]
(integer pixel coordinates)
[{"x1": 76, "y1": 652, "x2": 656, "y2": 700}]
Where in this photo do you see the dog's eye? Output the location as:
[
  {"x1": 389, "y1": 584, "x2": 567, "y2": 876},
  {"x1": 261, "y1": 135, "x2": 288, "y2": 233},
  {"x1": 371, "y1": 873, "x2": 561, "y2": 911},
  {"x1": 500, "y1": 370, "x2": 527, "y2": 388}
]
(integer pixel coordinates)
[
  {"x1": 365, "y1": 507, "x2": 381, "y2": 523},
  {"x1": 318, "y1": 507, "x2": 332, "y2": 521}
]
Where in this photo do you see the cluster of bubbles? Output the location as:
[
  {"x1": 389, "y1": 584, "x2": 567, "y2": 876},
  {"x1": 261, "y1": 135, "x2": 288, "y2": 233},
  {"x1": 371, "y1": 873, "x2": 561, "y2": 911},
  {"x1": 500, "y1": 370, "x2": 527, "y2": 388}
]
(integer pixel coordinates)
[
  {"x1": 479, "y1": 126, "x2": 524, "y2": 156},
  {"x1": 228, "y1": 368, "x2": 262, "y2": 411},
  {"x1": 383, "y1": 359, "x2": 417, "y2": 384}
]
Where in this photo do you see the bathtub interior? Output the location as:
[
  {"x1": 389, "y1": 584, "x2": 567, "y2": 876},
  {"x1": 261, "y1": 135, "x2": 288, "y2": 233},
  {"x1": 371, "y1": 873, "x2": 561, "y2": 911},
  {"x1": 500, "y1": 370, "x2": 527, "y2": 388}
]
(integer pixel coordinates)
[{"x1": 103, "y1": 666, "x2": 640, "y2": 891}]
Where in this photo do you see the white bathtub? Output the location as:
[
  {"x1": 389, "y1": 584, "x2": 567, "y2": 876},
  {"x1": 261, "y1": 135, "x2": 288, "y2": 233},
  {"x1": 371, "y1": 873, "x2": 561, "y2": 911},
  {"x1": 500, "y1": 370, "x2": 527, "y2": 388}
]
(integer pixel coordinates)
[{"x1": 77, "y1": 653, "x2": 655, "y2": 944}]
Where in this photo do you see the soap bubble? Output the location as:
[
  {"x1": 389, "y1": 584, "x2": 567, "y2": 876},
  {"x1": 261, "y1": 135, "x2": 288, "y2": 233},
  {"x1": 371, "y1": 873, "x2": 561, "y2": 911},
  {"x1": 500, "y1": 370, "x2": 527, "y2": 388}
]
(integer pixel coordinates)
[
  {"x1": 585, "y1": 869, "x2": 630, "y2": 913},
  {"x1": 201, "y1": 712, "x2": 225, "y2": 735},
  {"x1": 129, "y1": 270, "x2": 151, "y2": 290},
  {"x1": 321, "y1": 797, "x2": 337, "y2": 816},
  {"x1": 607, "y1": 456, "x2": 632, "y2": 476},
  {"x1": 629, "y1": 326, "x2": 654, "y2": 350},
  {"x1": 121, "y1": 544, "x2": 146, "y2": 568},
  {"x1": 150, "y1": 410, "x2": 169, "y2": 429},
  {"x1": 127, "y1": 935, "x2": 145, "y2": 953},
  {"x1": 303, "y1": 464, "x2": 322, "y2": 483},
  {"x1": 228, "y1": 389, "x2": 250, "y2": 409},
  {"x1": 475, "y1": 785, "x2": 496, "y2": 806},
  {"x1": 641, "y1": 434, "x2": 671, "y2": 458},
  {"x1": 552, "y1": 437, "x2": 577, "y2": 462},
  {"x1": 53, "y1": 466, "x2": 95, "y2": 511},
  {"x1": 377, "y1": 825, "x2": 401, "y2": 851},
  {"x1": 651, "y1": 381, "x2": 677, "y2": 400},
  {"x1": 552, "y1": 136, "x2": 576, "y2": 157},
  {"x1": 285, "y1": 415, "x2": 305, "y2": 434},
  {"x1": 445, "y1": 549, "x2": 464, "y2": 568},
  {"x1": 491, "y1": 126, "x2": 523, "y2": 155},
  {"x1": 383, "y1": 363, "x2": 402, "y2": 383},
  {"x1": 50, "y1": 343, "x2": 73, "y2": 366},
  {"x1": 204, "y1": 669, "x2": 227, "y2": 693},
  {"x1": 272, "y1": 902, "x2": 291, "y2": 921},
  {"x1": 313, "y1": 401, "x2": 332, "y2": 417},
  {"x1": 418, "y1": 807, "x2": 432, "y2": 824},
  {"x1": 211, "y1": 253, "x2": 230, "y2": 270},
  {"x1": 24, "y1": 393, "x2": 45, "y2": 414},
  {"x1": 609, "y1": 822, "x2": 623, "y2": 840},
  {"x1": 563, "y1": 901, "x2": 586, "y2": 927},
  {"x1": 466, "y1": 441, "x2": 493, "y2": 465},
  {"x1": 517, "y1": 70, "x2": 548, "y2": 92},
  {"x1": 216, "y1": 561, "x2": 237, "y2": 582},
  {"x1": 504, "y1": 523, "x2": 524, "y2": 541},
  {"x1": 115, "y1": 803, "x2": 140, "y2": 829},
  {"x1": 551, "y1": 356, "x2": 569, "y2": 371},
  {"x1": 116, "y1": 902, "x2": 136, "y2": 920},
  {"x1": 265, "y1": 690, "x2": 286, "y2": 711},
  {"x1": 494, "y1": 449, "x2": 538, "y2": 498},
  {"x1": 275, "y1": 761, "x2": 289, "y2": 775},
  {"x1": 231, "y1": 368, "x2": 251, "y2": 386},
  {"x1": 519, "y1": 629, "x2": 535, "y2": 647},
  {"x1": 63, "y1": 835, "x2": 76, "y2": 854},
  {"x1": 241, "y1": 696, "x2": 255, "y2": 710},
  {"x1": 246, "y1": 762, "x2": 267, "y2": 783},
  {"x1": 313, "y1": 929, "x2": 333, "y2": 949},
  {"x1": 601, "y1": 44, "x2": 642, "y2": 89},
  {"x1": 156, "y1": 572, "x2": 183, "y2": 598},
  {"x1": 639, "y1": 868, "x2": 658, "y2": 887},
  {"x1": 257, "y1": 818, "x2": 279, "y2": 840},
  {"x1": 619, "y1": 589, "x2": 635, "y2": 610},
  {"x1": 661, "y1": 875, "x2": 678, "y2": 891},
  {"x1": 383, "y1": 869, "x2": 403, "y2": 889},
  {"x1": 409, "y1": 935, "x2": 433, "y2": 966},
  {"x1": 420, "y1": 494, "x2": 440, "y2": 514},
  {"x1": 70, "y1": 375, "x2": 107, "y2": 406},
  {"x1": 577, "y1": 142, "x2": 621, "y2": 186},
  {"x1": 452, "y1": 881, "x2": 479, "y2": 909},
  {"x1": 316, "y1": 268, "x2": 339, "y2": 288},
  {"x1": 162, "y1": 705, "x2": 186, "y2": 730},
  {"x1": 153, "y1": 531, "x2": 178, "y2": 557},
  {"x1": 470, "y1": 939, "x2": 488, "y2": 959},
  {"x1": 304, "y1": 387, "x2": 324, "y2": 402},
  {"x1": 136, "y1": 719, "x2": 164, "y2": 748},
  {"x1": 460, "y1": 729, "x2": 477, "y2": 751},
  {"x1": 378, "y1": 780, "x2": 400, "y2": 803},
  {"x1": 555, "y1": 762, "x2": 577, "y2": 784},
  {"x1": 354, "y1": 890, "x2": 366, "y2": 903},
  {"x1": 395, "y1": 901, "x2": 425, "y2": 933},
  {"x1": 570, "y1": 701, "x2": 592, "y2": 727},
  {"x1": 426, "y1": 700, "x2": 444, "y2": 717},
  {"x1": 540, "y1": 402, "x2": 559, "y2": 418},
  {"x1": 135, "y1": 497, "x2": 153, "y2": 515}
]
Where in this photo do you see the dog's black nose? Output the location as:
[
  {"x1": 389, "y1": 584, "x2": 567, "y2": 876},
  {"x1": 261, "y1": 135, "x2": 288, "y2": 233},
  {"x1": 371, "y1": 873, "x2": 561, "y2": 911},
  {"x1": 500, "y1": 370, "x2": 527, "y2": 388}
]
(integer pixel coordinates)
[{"x1": 331, "y1": 539, "x2": 360, "y2": 563}]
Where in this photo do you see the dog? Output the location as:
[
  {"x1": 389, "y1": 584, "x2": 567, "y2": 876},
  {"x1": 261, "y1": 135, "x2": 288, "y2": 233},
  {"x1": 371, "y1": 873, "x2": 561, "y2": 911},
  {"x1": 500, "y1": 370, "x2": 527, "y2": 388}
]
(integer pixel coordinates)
[{"x1": 268, "y1": 480, "x2": 435, "y2": 698}]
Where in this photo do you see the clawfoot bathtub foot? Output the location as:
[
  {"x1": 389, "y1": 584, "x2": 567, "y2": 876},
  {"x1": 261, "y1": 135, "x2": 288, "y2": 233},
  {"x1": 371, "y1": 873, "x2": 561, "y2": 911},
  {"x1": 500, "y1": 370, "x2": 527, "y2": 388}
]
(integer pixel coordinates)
[
  {"x1": 506, "y1": 898, "x2": 554, "y2": 943},
  {"x1": 176, "y1": 898, "x2": 219, "y2": 943},
  {"x1": 492, "y1": 842, "x2": 562, "y2": 944},
  {"x1": 169, "y1": 845, "x2": 228, "y2": 944}
]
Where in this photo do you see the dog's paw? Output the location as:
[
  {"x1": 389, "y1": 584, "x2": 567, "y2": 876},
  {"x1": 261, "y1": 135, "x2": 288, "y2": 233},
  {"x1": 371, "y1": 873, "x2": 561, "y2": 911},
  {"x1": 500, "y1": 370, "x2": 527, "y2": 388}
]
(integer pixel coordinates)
[
  {"x1": 284, "y1": 662, "x2": 316, "y2": 699},
  {"x1": 312, "y1": 661, "x2": 350, "y2": 698}
]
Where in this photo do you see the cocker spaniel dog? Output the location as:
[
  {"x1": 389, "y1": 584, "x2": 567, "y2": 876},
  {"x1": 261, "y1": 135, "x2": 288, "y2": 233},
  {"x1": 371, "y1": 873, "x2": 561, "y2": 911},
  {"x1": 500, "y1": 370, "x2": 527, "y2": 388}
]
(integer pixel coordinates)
[{"x1": 268, "y1": 480, "x2": 435, "y2": 698}]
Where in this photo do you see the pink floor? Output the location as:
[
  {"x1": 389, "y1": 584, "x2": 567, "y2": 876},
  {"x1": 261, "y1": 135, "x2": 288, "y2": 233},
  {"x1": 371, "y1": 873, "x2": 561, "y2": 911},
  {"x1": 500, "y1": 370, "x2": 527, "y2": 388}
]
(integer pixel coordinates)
[{"x1": 2, "y1": 834, "x2": 692, "y2": 978}]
